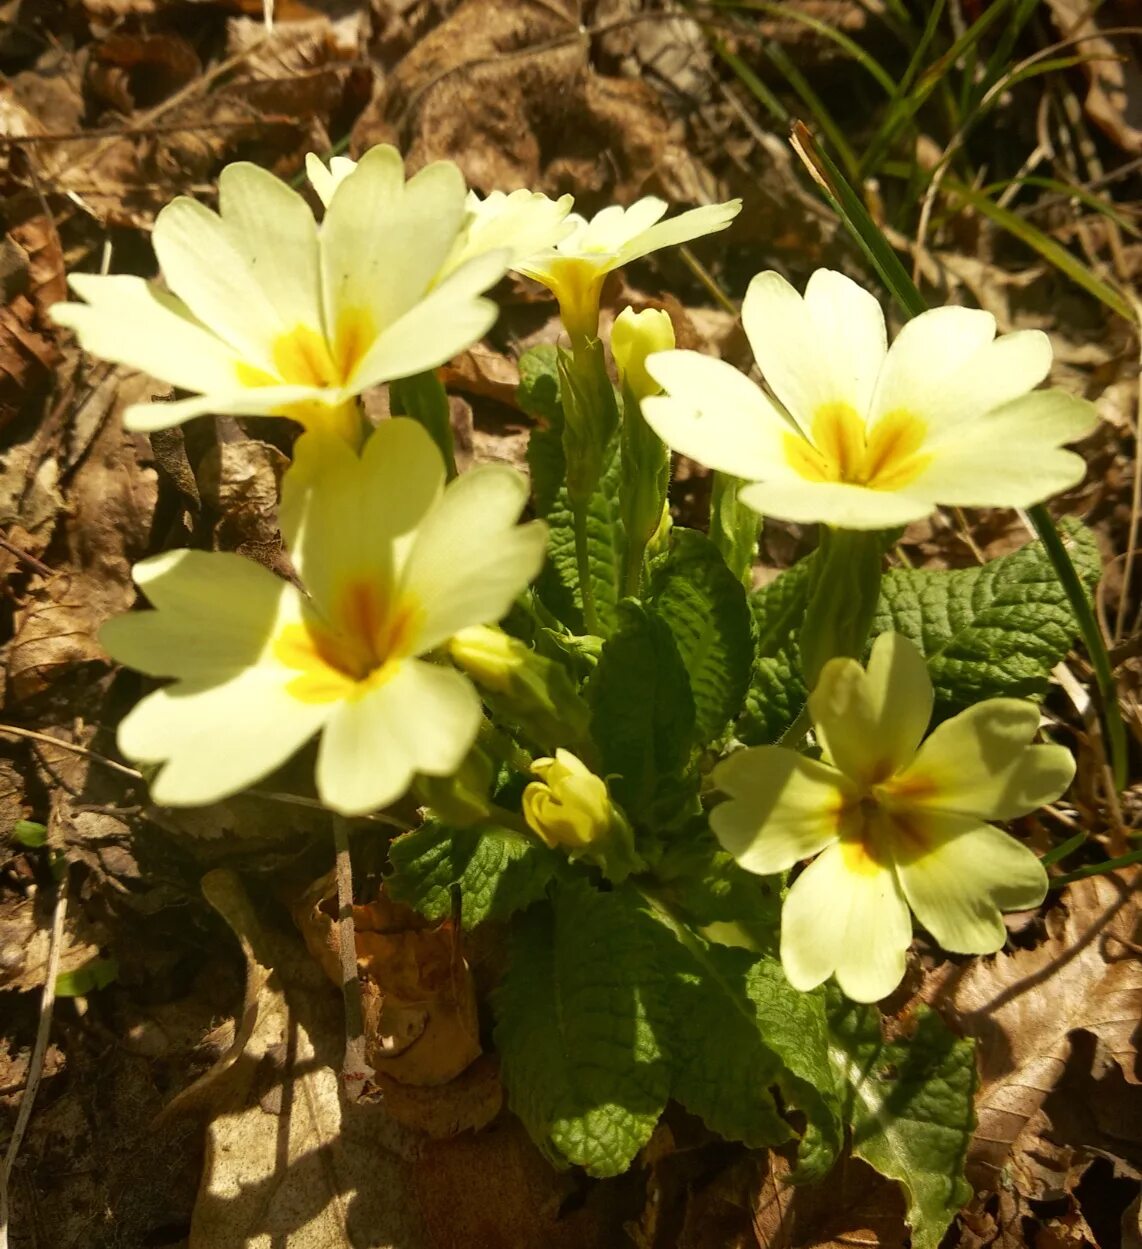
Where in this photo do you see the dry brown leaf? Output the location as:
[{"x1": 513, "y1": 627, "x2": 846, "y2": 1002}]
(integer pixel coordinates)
[
  {"x1": 296, "y1": 876, "x2": 483, "y2": 1088},
  {"x1": 1046, "y1": 0, "x2": 1142, "y2": 153},
  {"x1": 358, "y1": 0, "x2": 719, "y2": 205},
  {"x1": 6, "y1": 371, "x2": 156, "y2": 710},
  {"x1": 0, "y1": 888, "x2": 108, "y2": 994},
  {"x1": 925, "y1": 870, "x2": 1142, "y2": 1196}
]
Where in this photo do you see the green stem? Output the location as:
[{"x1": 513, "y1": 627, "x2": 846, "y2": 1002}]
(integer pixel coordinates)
[
  {"x1": 1027, "y1": 504, "x2": 1128, "y2": 791},
  {"x1": 573, "y1": 501, "x2": 602, "y2": 635},
  {"x1": 1049, "y1": 846, "x2": 1142, "y2": 889}
]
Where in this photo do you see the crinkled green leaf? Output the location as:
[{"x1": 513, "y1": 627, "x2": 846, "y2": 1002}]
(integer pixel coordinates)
[
  {"x1": 528, "y1": 424, "x2": 623, "y2": 636},
  {"x1": 828, "y1": 993, "x2": 976, "y2": 1249},
  {"x1": 643, "y1": 898, "x2": 842, "y2": 1172},
  {"x1": 517, "y1": 343, "x2": 563, "y2": 429},
  {"x1": 589, "y1": 600, "x2": 695, "y2": 818},
  {"x1": 387, "y1": 820, "x2": 558, "y2": 928},
  {"x1": 740, "y1": 558, "x2": 814, "y2": 744},
  {"x1": 493, "y1": 878, "x2": 670, "y2": 1175},
  {"x1": 649, "y1": 529, "x2": 755, "y2": 746},
  {"x1": 654, "y1": 838, "x2": 783, "y2": 954},
  {"x1": 873, "y1": 519, "x2": 1101, "y2": 713}
]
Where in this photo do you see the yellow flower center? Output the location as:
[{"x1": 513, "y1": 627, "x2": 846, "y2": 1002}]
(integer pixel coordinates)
[
  {"x1": 234, "y1": 307, "x2": 377, "y2": 442},
  {"x1": 837, "y1": 783, "x2": 933, "y2": 874},
  {"x1": 273, "y1": 578, "x2": 422, "y2": 704},
  {"x1": 784, "y1": 403, "x2": 931, "y2": 491}
]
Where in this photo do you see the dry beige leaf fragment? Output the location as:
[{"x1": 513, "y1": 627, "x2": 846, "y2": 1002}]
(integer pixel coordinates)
[
  {"x1": 926, "y1": 870, "x2": 1141, "y2": 1195},
  {"x1": 190, "y1": 870, "x2": 425, "y2": 1249}
]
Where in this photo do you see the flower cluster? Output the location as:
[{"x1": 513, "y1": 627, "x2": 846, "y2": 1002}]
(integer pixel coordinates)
[{"x1": 52, "y1": 143, "x2": 1093, "y2": 1015}]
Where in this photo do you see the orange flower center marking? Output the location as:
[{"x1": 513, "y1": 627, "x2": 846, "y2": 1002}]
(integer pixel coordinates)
[
  {"x1": 837, "y1": 783, "x2": 933, "y2": 874},
  {"x1": 274, "y1": 578, "x2": 422, "y2": 705},
  {"x1": 783, "y1": 403, "x2": 931, "y2": 492}
]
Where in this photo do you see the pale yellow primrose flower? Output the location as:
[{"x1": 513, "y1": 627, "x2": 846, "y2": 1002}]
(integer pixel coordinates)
[
  {"x1": 307, "y1": 155, "x2": 575, "y2": 277},
  {"x1": 100, "y1": 419, "x2": 547, "y2": 816},
  {"x1": 51, "y1": 146, "x2": 510, "y2": 441},
  {"x1": 643, "y1": 268, "x2": 1099, "y2": 530},
  {"x1": 612, "y1": 306, "x2": 675, "y2": 401},
  {"x1": 516, "y1": 197, "x2": 741, "y2": 341},
  {"x1": 711, "y1": 633, "x2": 1074, "y2": 1003},
  {"x1": 523, "y1": 749, "x2": 614, "y2": 852}
]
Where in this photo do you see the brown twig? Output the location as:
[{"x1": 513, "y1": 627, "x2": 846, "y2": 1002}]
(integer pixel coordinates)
[
  {"x1": 0, "y1": 534, "x2": 52, "y2": 578},
  {"x1": 331, "y1": 815, "x2": 373, "y2": 1102},
  {"x1": 0, "y1": 867, "x2": 68, "y2": 1249}
]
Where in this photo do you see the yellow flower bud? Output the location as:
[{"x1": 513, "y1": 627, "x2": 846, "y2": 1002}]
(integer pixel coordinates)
[
  {"x1": 612, "y1": 307, "x2": 675, "y2": 401},
  {"x1": 448, "y1": 625, "x2": 522, "y2": 693},
  {"x1": 523, "y1": 750, "x2": 612, "y2": 850}
]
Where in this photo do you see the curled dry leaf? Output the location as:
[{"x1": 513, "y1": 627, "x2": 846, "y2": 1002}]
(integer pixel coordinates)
[
  {"x1": 295, "y1": 874, "x2": 484, "y2": 1088},
  {"x1": 925, "y1": 870, "x2": 1142, "y2": 1197}
]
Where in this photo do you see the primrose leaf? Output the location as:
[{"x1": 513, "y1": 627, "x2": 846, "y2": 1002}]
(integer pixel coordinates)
[
  {"x1": 827, "y1": 993, "x2": 976, "y2": 1249},
  {"x1": 493, "y1": 878, "x2": 670, "y2": 1176},
  {"x1": 873, "y1": 519, "x2": 1101, "y2": 714},
  {"x1": 648, "y1": 529, "x2": 755, "y2": 746},
  {"x1": 528, "y1": 424, "x2": 624, "y2": 637},
  {"x1": 654, "y1": 838, "x2": 783, "y2": 954},
  {"x1": 387, "y1": 820, "x2": 559, "y2": 928},
  {"x1": 644, "y1": 900, "x2": 842, "y2": 1171},
  {"x1": 740, "y1": 557, "x2": 814, "y2": 744},
  {"x1": 589, "y1": 600, "x2": 696, "y2": 819},
  {"x1": 517, "y1": 343, "x2": 563, "y2": 429}
]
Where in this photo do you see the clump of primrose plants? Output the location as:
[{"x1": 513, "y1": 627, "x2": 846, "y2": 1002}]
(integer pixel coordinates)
[{"x1": 52, "y1": 144, "x2": 1104, "y2": 1249}]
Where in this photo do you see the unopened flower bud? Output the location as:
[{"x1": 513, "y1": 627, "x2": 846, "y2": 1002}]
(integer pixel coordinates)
[
  {"x1": 449, "y1": 626, "x2": 590, "y2": 751},
  {"x1": 612, "y1": 307, "x2": 675, "y2": 402},
  {"x1": 522, "y1": 749, "x2": 643, "y2": 881}
]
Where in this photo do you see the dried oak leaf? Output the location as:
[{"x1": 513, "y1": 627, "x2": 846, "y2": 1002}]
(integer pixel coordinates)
[
  {"x1": 356, "y1": 0, "x2": 716, "y2": 204},
  {"x1": 925, "y1": 870, "x2": 1141, "y2": 1196}
]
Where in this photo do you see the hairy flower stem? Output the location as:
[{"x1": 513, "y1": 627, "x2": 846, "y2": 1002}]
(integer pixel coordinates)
[
  {"x1": 332, "y1": 814, "x2": 373, "y2": 1101},
  {"x1": 573, "y1": 500, "x2": 602, "y2": 636}
]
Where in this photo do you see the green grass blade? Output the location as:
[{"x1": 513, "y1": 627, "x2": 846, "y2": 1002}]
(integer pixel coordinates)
[
  {"x1": 710, "y1": 0, "x2": 897, "y2": 95},
  {"x1": 941, "y1": 176, "x2": 1137, "y2": 322},
  {"x1": 976, "y1": 174, "x2": 1140, "y2": 238},
  {"x1": 713, "y1": 41, "x2": 788, "y2": 126}
]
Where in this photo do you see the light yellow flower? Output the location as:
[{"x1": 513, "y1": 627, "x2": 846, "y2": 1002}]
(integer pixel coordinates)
[
  {"x1": 643, "y1": 268, "x2": 1098, "y2": 530},
  {"x1": 523, "y1": 749, "x2": 614, "y2": 852},
  {"x1": 612, "y1": 306, "x2": 675, "y2": 401},
  {"x1": 307, "y1": 155, "x2": 575, "y2": 277},
  {"x1": 100, "y1": 419, "x2": 547, "y2": 815},
  {"x1": 51, "y1": 147, "x2": 510, "y2": 442},
  {"x1": 711, "y1": 633, "x2": 1074, "y2": 1003},
  {"x1": 517, "y1": 197, "x2": 741, "y2": 342}
]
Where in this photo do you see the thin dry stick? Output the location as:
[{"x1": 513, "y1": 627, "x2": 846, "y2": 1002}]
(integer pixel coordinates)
[
  {"x1": 0, "y1": 723, "x2": 143, "y2": 780},
  {"x1": 0, "y1": 534, "x2": 52, "y2": 578},
  {"x1": 0, "y1": 724, "x2": 408, "y2": 828},
  {"x1": 332, "y1": 815, "x2": 373, "y2": 1102},
  {"x1": 0, "y1": 868, "x2": 68, "y2": 1249}
]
